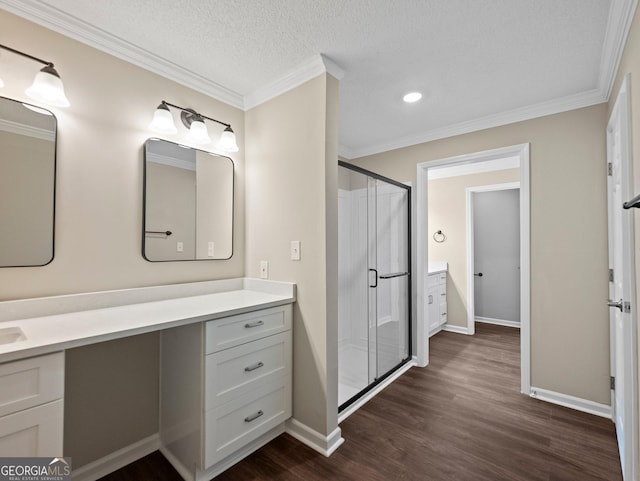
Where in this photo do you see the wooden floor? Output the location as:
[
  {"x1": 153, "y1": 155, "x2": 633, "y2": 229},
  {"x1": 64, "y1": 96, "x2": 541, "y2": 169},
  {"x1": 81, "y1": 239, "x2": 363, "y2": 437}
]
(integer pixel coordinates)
[{"x1": 100, "y1": 324, "x2": 622, "y2": 481}]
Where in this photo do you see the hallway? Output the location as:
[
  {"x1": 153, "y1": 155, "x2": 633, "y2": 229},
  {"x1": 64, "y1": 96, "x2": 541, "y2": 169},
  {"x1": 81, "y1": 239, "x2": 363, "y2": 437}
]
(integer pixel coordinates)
[{"x1": 103, "y1": 324, "x2": 622, "y2": 480}]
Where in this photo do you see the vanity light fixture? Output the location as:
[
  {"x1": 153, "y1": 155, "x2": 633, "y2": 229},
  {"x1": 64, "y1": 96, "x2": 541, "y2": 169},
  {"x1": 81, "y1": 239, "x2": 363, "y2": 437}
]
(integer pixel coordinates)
[
  {"x1": 0, "y1": 44, "x2": 70, "y2": 107},
  {"x1": 149, "y1": 101, "x2": 239, "y2": 152}
]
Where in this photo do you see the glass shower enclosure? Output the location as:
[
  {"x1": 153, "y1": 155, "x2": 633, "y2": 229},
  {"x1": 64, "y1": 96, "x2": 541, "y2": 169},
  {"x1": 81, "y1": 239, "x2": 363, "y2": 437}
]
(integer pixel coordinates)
[{"x1": 338, "y1": 161, "x2": 411, "y2": 411}]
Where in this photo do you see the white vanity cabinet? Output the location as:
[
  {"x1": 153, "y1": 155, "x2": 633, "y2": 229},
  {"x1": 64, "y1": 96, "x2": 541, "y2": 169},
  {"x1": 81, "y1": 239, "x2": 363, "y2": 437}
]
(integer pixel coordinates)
[
  {"x1": 427, "y1": 270, "x2": 447, "y2": 335},
  {"x1": 160, "y1": 304, "x2": 292, "y2": 481},
  {"x1": 0, "y1": 352, "x2": 64, "y2": 456}
]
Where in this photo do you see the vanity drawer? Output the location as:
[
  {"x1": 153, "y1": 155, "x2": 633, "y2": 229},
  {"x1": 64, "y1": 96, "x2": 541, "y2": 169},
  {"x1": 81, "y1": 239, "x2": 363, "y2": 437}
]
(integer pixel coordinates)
[
  {"x1": 205, "y1": 332, "x2": 291, "y2": 410},
  {"x1": 0, "y1": 352, "x2": 64, "y2": 418},
  {"x1": 0, "y1": 399, "x2": 63, "y2": 457},
  {"x1": 426, "y1": 274, "x2": 440, "y2": 289},
  {"x1": 438, "y1": 273, "x2": 447, "y2": 285},
  {"x1": 204, "y1": 380, "x2": 291, "y2": 467},
  {"x1": 206, "y1": 305, "x2": 291, "y2": 354},
  {"x1": 439, "y1": 301, "x2": 447, "y2": 324}
]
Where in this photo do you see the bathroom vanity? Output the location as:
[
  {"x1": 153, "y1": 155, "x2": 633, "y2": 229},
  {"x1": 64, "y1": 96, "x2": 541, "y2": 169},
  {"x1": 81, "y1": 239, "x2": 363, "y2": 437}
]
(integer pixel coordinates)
[
  {"x1": 0, "y1": 278, "x2": 295, "y2": 481},
  {"x1": 426, "y1": 261, "x2": 448, "y2": 336}
]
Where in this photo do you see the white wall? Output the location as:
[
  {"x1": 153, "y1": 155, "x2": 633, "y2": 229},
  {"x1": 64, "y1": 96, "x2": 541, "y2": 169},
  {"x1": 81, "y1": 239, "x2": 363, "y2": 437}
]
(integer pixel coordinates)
[{"x1": 245, "y1": 74, "x2": 340, "y2": 436}]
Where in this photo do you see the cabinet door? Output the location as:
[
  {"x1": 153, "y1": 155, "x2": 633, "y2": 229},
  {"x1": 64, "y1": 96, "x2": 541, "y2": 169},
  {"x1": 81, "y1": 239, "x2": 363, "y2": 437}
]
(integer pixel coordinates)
[
  {"x1": 0, "y1": 400, "x2": 63, "y2": 457},
  {"x1": 427, "y1": 287, "x2": 440, "y2": 331}
]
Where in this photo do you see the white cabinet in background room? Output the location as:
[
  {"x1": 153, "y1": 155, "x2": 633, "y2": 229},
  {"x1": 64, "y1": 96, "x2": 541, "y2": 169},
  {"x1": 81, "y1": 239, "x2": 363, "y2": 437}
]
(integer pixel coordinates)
[
  {"x1": 160, "y1": 305, "x2": 292, "y2": 481},
  {"x1": 0, "y1": 352, "x2": 64, "y2": 457},
  {"x1": 427, "y1": 271, "x2": 447, "y2": 336}
]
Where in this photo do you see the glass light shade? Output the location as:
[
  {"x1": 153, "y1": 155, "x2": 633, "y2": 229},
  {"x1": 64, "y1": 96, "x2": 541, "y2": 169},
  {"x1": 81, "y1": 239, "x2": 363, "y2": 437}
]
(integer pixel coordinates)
[
  {"x1": 25, "y1": 66, "x2": 70, "y2": 108},
  {"x1": 186, "y1": 119, "x2": 211, "y2": 144},
  {"x1": 149, "y1": 105, "x2": 177, "y2": 134},
  {"x1": 216, "y1": 126, "x2": 239, "y2": 152}
]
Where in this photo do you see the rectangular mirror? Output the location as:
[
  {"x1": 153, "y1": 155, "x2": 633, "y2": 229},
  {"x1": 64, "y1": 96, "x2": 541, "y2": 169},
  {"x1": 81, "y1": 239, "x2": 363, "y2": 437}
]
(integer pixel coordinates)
[
  {"x1": 0, "y1": 96, "x2": 56, "y2": 267},
  {"x1": 143, "y1": 138, "x2": 234, "y2": 261}
]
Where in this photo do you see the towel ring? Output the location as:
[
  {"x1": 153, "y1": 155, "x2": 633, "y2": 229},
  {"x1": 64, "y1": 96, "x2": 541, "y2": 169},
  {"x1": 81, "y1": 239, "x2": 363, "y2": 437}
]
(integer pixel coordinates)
[{"x1": 433, "y1": 230, "x2": 446, "y2": 243}]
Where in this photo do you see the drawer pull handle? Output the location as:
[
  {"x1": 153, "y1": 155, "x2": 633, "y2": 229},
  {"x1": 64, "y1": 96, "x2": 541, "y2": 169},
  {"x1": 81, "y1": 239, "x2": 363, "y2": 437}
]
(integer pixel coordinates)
[
  {"x1": 244, "y1": 361, "x2": 264, "y2": 372},
  {"x1": 244, "y1": 410, "x2": 264, "y2": 423},
  {"x1": 244, "y1": 320, "x2": 264, "y2": 328}
]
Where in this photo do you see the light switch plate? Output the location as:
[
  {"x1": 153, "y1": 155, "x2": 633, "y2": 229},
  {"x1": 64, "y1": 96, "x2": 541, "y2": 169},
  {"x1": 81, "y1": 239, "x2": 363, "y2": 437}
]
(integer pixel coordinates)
[
  {"x1": 291, "y1": 241, "x2": 301, "y2": 261},
  {"x1": 177, "y1": 241, "x2": 184, "y2": 253},
  {"x1": 207, "y1": 241, "x2": 215, "y2": 257},
  {"x1": 260, "y1": 261, "x2": 269, "y2": 279}
]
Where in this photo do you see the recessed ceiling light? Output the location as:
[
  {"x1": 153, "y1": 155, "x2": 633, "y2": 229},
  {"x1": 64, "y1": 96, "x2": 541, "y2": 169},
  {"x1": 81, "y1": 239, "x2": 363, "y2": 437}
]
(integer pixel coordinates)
[{"x1": 403, "y1": 92, "x2": 422, "y2": 103}]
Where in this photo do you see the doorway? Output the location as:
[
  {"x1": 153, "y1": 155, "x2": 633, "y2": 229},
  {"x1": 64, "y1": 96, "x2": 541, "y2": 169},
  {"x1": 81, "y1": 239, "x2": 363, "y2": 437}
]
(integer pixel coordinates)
[
  {"x1": 467, "y1": 183, "x2": 521, "y2": 333},
  {"x1": 337, "y1": 161, "x2": 412, "y2": 411},
  {"x1": 416, "y1": 144, "x2": 531, "y2": 393}
]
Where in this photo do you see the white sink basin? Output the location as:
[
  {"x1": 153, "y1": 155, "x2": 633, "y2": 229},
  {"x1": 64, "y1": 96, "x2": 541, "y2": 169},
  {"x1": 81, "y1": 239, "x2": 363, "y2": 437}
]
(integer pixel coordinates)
[{"x1": 0, "y1": 327, "x2": 26, "y2": 345}]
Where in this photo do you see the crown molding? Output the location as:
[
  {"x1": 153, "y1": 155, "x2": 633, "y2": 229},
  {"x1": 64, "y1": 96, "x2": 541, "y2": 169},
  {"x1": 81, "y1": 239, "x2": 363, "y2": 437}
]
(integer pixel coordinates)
[
  {"x1": 0, "y1": 0, "x2": 244, "y2": 109},
  {"x1": 598, "y1": 0, "x2": 638, "y2": 99},
  {"x1": 244, "y1": 54, "x2": 344, "y2": 110},
  {"x1": 344, "y1": 88, "x2": 606, "y2": 159},
  {"x1": 2, "y1": 0, "x2": 634, "y2": 157},
  {"x1": 0, "y1": 118, "x2": 55, "y2": 141},
  {"x1": 338, "y1": 144, "x2": 356, "y2": 160},
  {"x1": 343, "y1": 0, "x2": 637, "y2": 160}
]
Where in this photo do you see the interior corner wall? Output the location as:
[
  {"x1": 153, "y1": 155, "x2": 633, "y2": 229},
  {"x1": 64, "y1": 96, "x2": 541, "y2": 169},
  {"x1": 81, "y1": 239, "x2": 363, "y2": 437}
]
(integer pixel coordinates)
[
  {"x1": 0, "y1": 10, "x2": 245, "y2": 468},
  {"x1": 608, "y1": 1, "x2": 640, "y2": 455},
  {"x1": 245, "y1": 74, "x2": 338, "y2": 436},
  {"x1": 349, "y1": 103, "x2": 610, "y2": 405},
  {"x1": 428, "y1": 169, "x2": 520, "y2": 328}
]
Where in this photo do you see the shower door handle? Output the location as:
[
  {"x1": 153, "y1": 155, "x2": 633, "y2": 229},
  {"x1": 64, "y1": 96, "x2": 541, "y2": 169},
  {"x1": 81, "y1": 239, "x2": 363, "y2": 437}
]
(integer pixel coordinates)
[
  {"x1": 369, "y1": 268, "x2": 378, "y2": 288},
  {"x1": 379, "y1": 272, "x2": 409, "y2": 279}
]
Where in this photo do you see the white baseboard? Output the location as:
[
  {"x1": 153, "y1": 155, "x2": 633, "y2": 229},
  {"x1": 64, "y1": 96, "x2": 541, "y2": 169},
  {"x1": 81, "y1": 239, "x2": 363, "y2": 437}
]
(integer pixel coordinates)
[
  {"x1": 159, "y1": 445, "x2": 193, "y2": 481},
  {"x1": 338, "y1": 360, "x2": 416, "y2": 423},
  {"x1": 476, "y1": 317, "x2": 521, "y2": 328},
  {"x1": 442, "y1": 324, "x2": 472, "y2": 335},
  {"x1": 71, "y1": 433, "x2": 160, "y2": 481},
  {"x1": 530, "y1": 386, "x2": 612, "y2": 419},
  {"x1": 285, "y1": 418, "x2": 344, "y2": 457}
]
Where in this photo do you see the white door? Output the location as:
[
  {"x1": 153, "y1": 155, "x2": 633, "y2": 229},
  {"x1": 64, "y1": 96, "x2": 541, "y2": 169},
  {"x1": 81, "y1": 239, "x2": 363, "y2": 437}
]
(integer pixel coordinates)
[
  {"x1": 473, "y1": 188, "x2": 520, "y2": 325},
  {"x1": 607, "y1": 74, "x2": 637, "y2": 481}
]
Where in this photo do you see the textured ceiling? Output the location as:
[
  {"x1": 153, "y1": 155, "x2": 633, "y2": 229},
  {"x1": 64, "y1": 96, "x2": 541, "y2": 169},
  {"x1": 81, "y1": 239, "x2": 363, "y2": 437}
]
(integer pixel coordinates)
[{"x1": 4, "y1": 0, "x2": 627, "y2": 158}]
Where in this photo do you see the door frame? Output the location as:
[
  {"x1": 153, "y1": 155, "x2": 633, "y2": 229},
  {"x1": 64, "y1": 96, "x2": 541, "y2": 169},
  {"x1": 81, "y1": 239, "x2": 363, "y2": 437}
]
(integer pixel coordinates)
[
  {"x1": 606, "y1": 73, "x2": 637, "y2": 481},
  {"x1": 466, "y1": 182, "x2": 521, "y2": 336},
  {"x1": 416, "y1": 143, "x2": 531, "y2": 394}
]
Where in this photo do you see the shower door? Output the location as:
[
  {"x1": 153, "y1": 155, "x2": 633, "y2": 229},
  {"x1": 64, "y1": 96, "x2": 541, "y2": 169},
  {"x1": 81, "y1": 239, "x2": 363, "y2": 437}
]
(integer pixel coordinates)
[{"x1": 338, "y1": 161, "x2": 411, "y2": 410}]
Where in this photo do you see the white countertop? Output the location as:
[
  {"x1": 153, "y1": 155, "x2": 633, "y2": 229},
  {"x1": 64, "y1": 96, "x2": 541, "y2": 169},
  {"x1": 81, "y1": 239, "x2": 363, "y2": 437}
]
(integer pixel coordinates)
[
  {"x1": 0, "y1": 279, "x2": 295, "y2": 364},
  {"x1": 428, "y1": 261, "x2": 448, "y2": 274}
]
